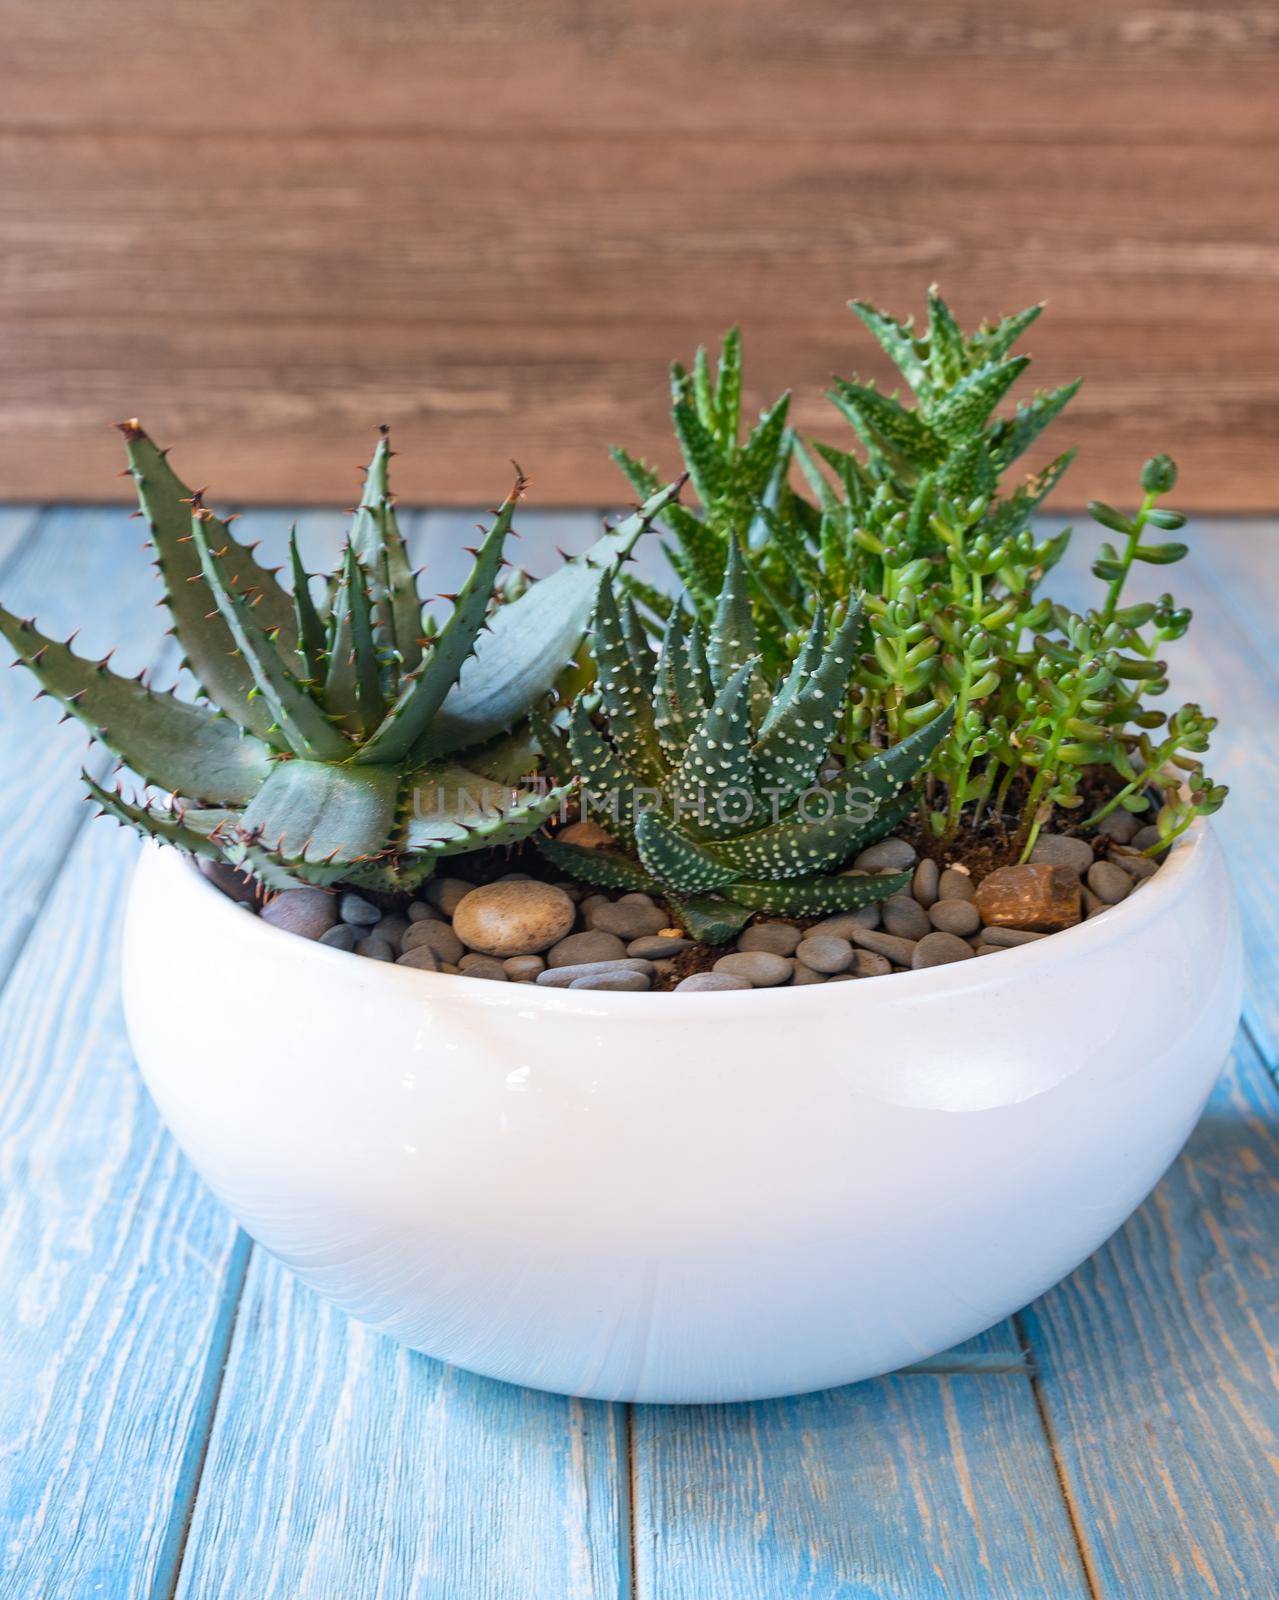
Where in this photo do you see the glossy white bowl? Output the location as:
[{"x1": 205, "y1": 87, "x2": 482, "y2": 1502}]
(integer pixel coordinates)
[{"x1": 122, "y1": 824, "x2": 1241, "y2": 1403}]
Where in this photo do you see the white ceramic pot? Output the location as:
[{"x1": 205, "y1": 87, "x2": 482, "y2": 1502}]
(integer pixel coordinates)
[{"x1": 122, "y1": 824, "x2": 1241, "y2": 1403}]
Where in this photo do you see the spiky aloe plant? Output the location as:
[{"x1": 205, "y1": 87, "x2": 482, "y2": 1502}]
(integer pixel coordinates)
[
  {"x1": 0, "y1": 423, "x2": 680, "y2": 891},
  {"x1": 537, "y1": 538, "x2": 953, "y2": 941}
]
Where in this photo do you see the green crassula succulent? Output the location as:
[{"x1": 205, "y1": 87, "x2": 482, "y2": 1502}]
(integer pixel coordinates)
[
  {"x1": 538, "y1": 537, "x2": 953, "y2": 942},
  {"x1": 0, "y1": 422, "x2": 679, "y2": 892}
]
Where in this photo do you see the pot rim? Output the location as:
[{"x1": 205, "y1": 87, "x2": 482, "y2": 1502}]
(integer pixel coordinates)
[{"x1": 142, "y1": 819, "x2": 1214, "y2": 1013}]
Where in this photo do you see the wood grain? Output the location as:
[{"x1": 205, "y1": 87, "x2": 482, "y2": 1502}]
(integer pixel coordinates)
[
  {"x1": 0, "y1": 509, "x2": 178, "y2": 979},
  {"x1": 631, "y1": 1325, "x2": 1090, "y2": 1600},
  {"x1": 174, "y1": 1252, "x2": 629, "y2": 1600},
  {"x1": 0, "y1": 816, "x2": 250, "y2": 1600},
  {"x1": 0, "y1": 1, "x2": 1276, "y2": 505},
  {"x1": 1019, "y1": 1031, "x2": 1279, "y2": 1598}
]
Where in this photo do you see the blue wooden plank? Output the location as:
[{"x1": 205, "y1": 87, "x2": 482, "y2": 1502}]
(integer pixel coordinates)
[
  {"x1": 0, "y1": 817, "x2": 249, "y2": 1600},
  {"x1": 0, "y1": 508, "x2": 188, "y2": 991},
  {"x1": 0, "y1": 506, "x2": 40, "y2": 573},
  {"x1": 631, "y1": 1325, "x2": 1090, "y2": 1600},
  {"x1": 1019, "y1": 1026, "x2": 1279, "y2": 1598},
  {"x1": 0, "y1": 505, "x2": 321, "y2": 1599},
  {"x1": 174, "y1": 1252, "x2": 629, "y2": 1600}
]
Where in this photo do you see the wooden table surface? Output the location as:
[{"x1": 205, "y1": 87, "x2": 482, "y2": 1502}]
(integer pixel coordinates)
[{"x1": 0, "y1": 504, "x2": 1276, "y2": 1599}]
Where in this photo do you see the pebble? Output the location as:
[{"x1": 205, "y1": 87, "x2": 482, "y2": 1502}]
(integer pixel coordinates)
[
  {"x1": 911, "y1": 858, "x2": 940, "y2": 907},
  {"x1": 852, "y1": 836, "x2": 917, "y2": 871},
  {"x1": 452, "y1": 880, "x2": 577, "y2": 956},
  {"x1": 849, "y1": 928, "x2": 918, "y2": 965},
  {"x1": 556, "y1": 819, "x2": 616, "y2": 848},
  {"x1": 912, "y1": 931, "x2": 976, "y2": 968},
  {"x1": 626, "y1": 934, "x2": 694, "y2": 959},
  {"x1": 794, "y1": 935, "x2": 854, "y2": 974},
  {"x1": 1087, "y1": 860, "x2": 1132, "y2": 904},
  {"x1": 790, "y1": 961, "x2": 827, "y2": 986},
  {"x1": 980, "y1": 926, "x2": 1047, "y2": 948},
  {"x1": 579, "y1": 893, "x2": 610, "y2": 919},
  {"x1": 374, "y1": 915, "x2": 409, "y2": 948},
  {"x1": 929, "y1": 898, "x2": 981, "y2": 937},
  {"x1": 536, "y1": 959, "x2": 654, "y2": 989},
  {"x1": 548, "y1": 929, "x2": 627, "y2": 968},
  {"x1": 425, "y1": 877, "x2": 474, "y2": 918},
  {"x1": 458, "y1": 953, "x2": 508, "y2": 981},
  {"x1": 570, "y1": 970, "x2": 651, "y2": 992},
  {"x1": 1131, "y1": 825, "x2": 1162, "y2": 851},
  {"x1": 261, "y1": 888, "x2": 337, "y2": 941},
  {"x1": 1097, "y1": 811, "x2": 1140, "y2": 843},
  {"x1": 355, "y1": 936, "x2": 395, "y2": 962},
  {"x1": 937, "y1": 867, "x2": 976, "y2": 902},
  {"x1": 974, "y1": 864, "x2": 1081, "y2": 931},
  {"x1": 1029, "y1": 834, "x2": 1095, "y2": 876},
  {"x1": 1110, "y1": 848, "x2": 1159, "y2": 880},
  {"x1": 198, "y1": 857, "x2": 258, "y2": 905},
  {"x1": 808, "y1": 907, "x2": 880, "y2": 938},
  {"x1": 407, "y1": 900, "x2": 440, "y2": 923},
  {"x1": 738, "y1": 922, "x2": 803, "y2": 956},
  {"x1": 852, "y1": 950, "x2": 892, "y2": 978},
  {"x1": 587, "y1": 900, "x2": 670, "y2": 939},
  {"x1": 403, "y1": 919, "x2": 466, "y2": 964},
  {"x1": 318, "y1": 923, "x2": 358, "y2": 951},
  {"x1": 675, "y1": 972, "x2": 753, "y2": 992},
  {"x1": 396, "y1": 945, "x2": 440, "y2": 972},
  {"x1": 503, "y1": 955, "x2": 546, "y2": 982},
  {"x1": 1083, "y1": 887, "x2": 1108, "y2": 916},
  {"x1": 712, "y1": 951, "x2": 793, "y2": 988},
  {"x1": 339, "y1": 891, "x2": 381, "y2": 926},
  {"x1": 882, "y1": 894, "x2": 931, "y2": 940}
]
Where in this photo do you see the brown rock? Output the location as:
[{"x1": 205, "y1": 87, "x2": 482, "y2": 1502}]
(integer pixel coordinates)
[
  {"x1": 556, "y1": 819, "x2": 616, "y2": 849},
  {"x1": 452, "y1": 880, "x2": 577, "y2": 956},
  {"x1": 974, "y1": 864, "x2": 1081, "y2": 931}
]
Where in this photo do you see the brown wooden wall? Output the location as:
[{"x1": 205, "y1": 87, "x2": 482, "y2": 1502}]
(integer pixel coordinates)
[{"x1": 2, "y1": 2, "x2": 1277, "y2": 508}]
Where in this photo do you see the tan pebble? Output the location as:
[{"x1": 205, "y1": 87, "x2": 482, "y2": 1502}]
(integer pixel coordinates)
[
  {"x1": 557, "y1": 819, "x2": 616, "y2": 849},
  {"x1": 452, "y1": 880, "x2": 577, "y2": 956}
]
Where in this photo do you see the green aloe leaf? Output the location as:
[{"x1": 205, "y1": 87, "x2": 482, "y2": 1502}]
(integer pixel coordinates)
[
  {"x1": 589, "y1": 583, "x2": 667, "y2": 789},
  {"x1": 672, "y1": 657, "x2": 758, "y2": 833},
  {"x1": 240, "y1": 758, "x2": 400, "y2": 865},
  {"x1": 752, "y1": 600, "x2": 863, "y2": 805},
  {"x1": 289, "y1": 528, "x2": 328, "y2": 684},
  {"x1": 357, "y1": 478, "x2": 521, "y2": 764},
  {"x1": 535, "y1": 836, "x2": 661, "y2": 892},
  {"x1": 705, "y1": 533, "x2": 757, "y2": 689},
  {"x1": 832, "y1": 704, "x2": 955, "y2": 810},
  {"x1": 670, "y1": 893, "x2": 753, "y2": 944},
  {"x1": 405, "y1": 762, "x2": 569, "y2": 856},
  {"x1": 567, "y1": 698, "x2": 637, "y2": 846},
  {"x1": 849, "y1": 300, "x2": 930, "y2": 399},
  {"x1": 83, "y1": 770, "x2": 233, "y2": 860},
  {"x1": 118, "y1": 422, "x2": 301, "y2": 737},
  {"x1": 699, "y1": 809, "x2": 875, "y2": 882},
  {"x1": 714, "y1": 327, "x2": 743, "y2": 443},
  {"x1": 0, "y1": 604, "x2": 274, "y2": 803},
  {"x1": 324, "y1": 544, "x2": 384, "y2": 738},
  {"x1": 417, "y1": 479, "x2": 683, "y2": 761},
  {"x1": 730, "y1": 870, "x2": 910, "y2": 916},
  {"x1": 193, "y1": 517, "x2": 349, "y2": 762},
  {"x1": 635, "y1": 809, "x2": 741, "y2": 893},
  {"x1": 930, "y1": 357, "x2": 1030, "y2": 443}
]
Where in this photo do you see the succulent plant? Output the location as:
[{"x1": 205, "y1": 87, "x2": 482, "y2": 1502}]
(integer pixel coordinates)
[
  {"x1": 537, "y1": 537, "x2": 952, "y2": 941},
  {"x1": 613, "y1": 290, "x2": 1225, "y2": 855},
  {"x1": 0, "y1": 423, "x2": 679, "y2": 891}
]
